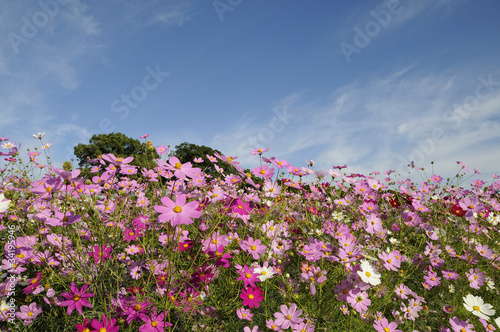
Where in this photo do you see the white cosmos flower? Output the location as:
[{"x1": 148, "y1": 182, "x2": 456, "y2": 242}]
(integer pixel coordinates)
[
  {"x1": 253, "y1": 265, "x2": 275, "y2": 282},
  {"x1": 0, "y1": 194, "x2": 10, "y2": 213},
  {"x1": 357, "y1": 259, "x2": 381, "y2": 286},
  {"x1": 0, "y1": 300, "x2": 9, "y2": 317},
  {"x1": 495, "y1": 316, "x2": 500, "y2": 328},
  {"x1": 463, "y1": 294, "x2": 495, "y2": 320},
  {"x1": 487, "y1": 214, "x2": 499, "y2": 226},
  {"x1": 486, "y1": 277, "x2": 496, "y2": 291}
]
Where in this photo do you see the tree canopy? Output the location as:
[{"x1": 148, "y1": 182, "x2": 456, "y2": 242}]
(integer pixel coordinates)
[
  {"x1": 73, "y1": 134, "x2": 247, "y2": 181},
  {"x1": 74, "y1": 132, "x2": 157, "y2": 170}
]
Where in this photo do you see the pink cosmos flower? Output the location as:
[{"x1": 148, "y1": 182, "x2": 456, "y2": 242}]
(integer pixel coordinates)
[
  {"x1": 394, "y1": 284, "x2": 411, "y2": 299},
  {"x1": 101, "y1": 153, "x2": 134, "y2": 166},
  {"x1": 378, "y1": 251, "x2": 401, "y2": 271},
  {"x1": 459, "y1": 197, "x2": 484, "y2": 217},
  {"x1": 365, "y1": 214, "x2": 383, "y2": 234},
  {"x1": 334, "y1": 279, "x2": 352, "y2": 301},
  {"x1": 59, "y1": 282, "x2": 94, "y2": 315},
  {"x1": 449, "y1": 316, "x2": 475, "y2": 332},
  {"x1": 479, "y1": 318, "x2": 496, "y2": 331},
  {"x1": 373, "y1": 317, "x2": 403, "y2": 332},
  {"x1": 263, "y1": 181, "x2": 281, "y2": 198},
  {"x1": 16, "y1": 302, "x2": 42, "y2": 325},
  {"x1": 251, "y1": 165, "x2": 275, "y2": 179},
  {"x1": 158, "y1": 156, "x2": 200, "y2": 179},
  {"x1": 250, "y1": 147, "x2": 270, "y2": 155},
  {"x1": 272, "y1": 159, "x2": 291, "y2": 169},
  {"x1": 240, "y1": 286, "x2": 264, "y2": 308},
  {"x1": 273, "y1": 303, "x2": 303, "y2": 329},
  {"x1": 156, "y1": 145, "x2": 168, "y2": 155},
  {"x1": 266, "y1": 319, "x2": 282, "y2": 331},
  {"x1": 431, "y1": 175, "x2": 443, "y2": 183},
  {"x1": 423, "y1": 270, "x2": 441, "y2": 288},
  {"x1": 465, "y1": 268, "x2": 486, "y2": 289},
  {"x1": 346, "y1": 288, "x2": 371, "y2": 314},
  {"x1": 154, "y1": 194, "x2": 202, "y2": 227},
  {"x1": 476, "y1": 244, "x2": 495, "y2": 259},
  {"x1": 237, "y1": 307, "x2": 253, "y2": 321},
  {"x1": 125, "y1": 300, "x2": 152, "y2": 324},
  {"x1": 244, "y1": 326, "x2": 260, "y2": 332},
  {"x1": 240, "y1": 237, "x2": 266, "y2": 260},
  {"x1": 292, "y1": 322, "x2": 315, "y2": 332}
]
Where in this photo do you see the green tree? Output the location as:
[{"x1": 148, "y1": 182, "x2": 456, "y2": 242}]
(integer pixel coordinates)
[{"x1": 74, "y1": 133, "x2": 158, "y2": 175}]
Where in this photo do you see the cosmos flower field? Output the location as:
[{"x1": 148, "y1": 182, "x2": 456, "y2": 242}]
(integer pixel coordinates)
[{"x1": 0, "y1": 137, "x2": 499, "y2": 331}]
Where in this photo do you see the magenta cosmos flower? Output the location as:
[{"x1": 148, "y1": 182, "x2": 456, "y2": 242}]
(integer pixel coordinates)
[
  {"x1": 240, "y1": 286, "x2": 264, "y2": 309},
  {"x1": 90, "y1": 315, "x2": 119, "y2": 332},
  {"x1": 154, "y1": 194, "x2": 202, "y2": 227},
  {"x1": 273, "y1": 303, "x2": 303, "y2": 329},
  {"x1": 59, "y1": 282, "x2": 94, "y2": 315},
  {"x1": 237, "y1": 265, "x2": 261, "y2": 288},
  {"x1": 92, "y1": 244, "x2": 112, "y2": 264}
]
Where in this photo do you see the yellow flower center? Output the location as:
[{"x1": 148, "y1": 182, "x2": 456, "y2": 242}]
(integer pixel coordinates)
[
  {"x1": 473, "y1": 305, "x2": 480, "y2": 311},
  {"x1": 175, "y1": 162, "x2": 182, "y2": 169},
  {"x1": 173, "y1": 206, "x2": 182, "y2": 213},
  {"x1": 248, "y1": 294, "x2": 254, "y2": 299},
  {"x1": 250, "y1": 245, "x2": 256, "y2": 251},
  {"x1": 73, "y1": 295, "x2": 81, "y2": 301},
  {"x1": 152, "y1": 321, "x2": 157, "y2": 327},
  {"x1": 365, "y1": 272, "x2": 371, "y2": 277}
]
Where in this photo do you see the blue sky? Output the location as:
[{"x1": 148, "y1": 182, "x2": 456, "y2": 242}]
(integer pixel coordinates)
[{"x1": 1, "y1": 0, "x2": 500, "y2": 183}]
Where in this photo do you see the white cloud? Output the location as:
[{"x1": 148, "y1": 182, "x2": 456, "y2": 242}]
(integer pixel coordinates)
[
  {"x1": 0, "y1": 0, "x2": 103, "y2": 156},
  {"x1": 119, "y1": 0, "x2": 194, "y2": 28},
  {"x1": 213, "y1": 67, "x2": 500, "y2": 181}
]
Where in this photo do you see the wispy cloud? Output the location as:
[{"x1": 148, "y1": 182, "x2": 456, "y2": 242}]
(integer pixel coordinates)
[
  {"x1": 0, "y1": 1, "x2": 102, "y2": 140},
  {"x1": 149, "y1": 1, "x2": 194, "y2": 27},
  {"x1": 119, "y1": 0, "x2": 195, "y2": 28},
  {"x1": 213, "y1": 66, "x2": 500, "y2": 180},
  {"x1": 62, "y1": 1, "x2": 101, "y2": 36}
]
